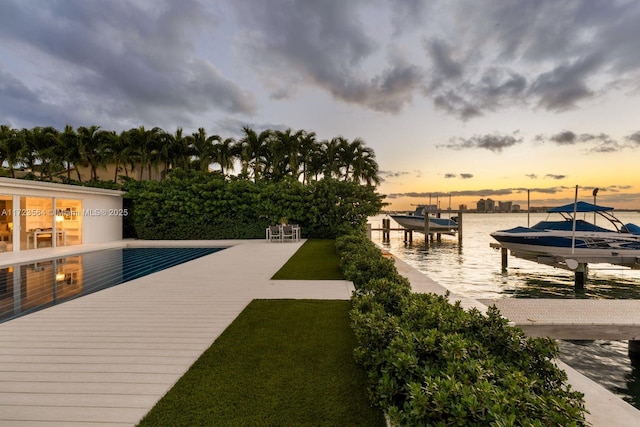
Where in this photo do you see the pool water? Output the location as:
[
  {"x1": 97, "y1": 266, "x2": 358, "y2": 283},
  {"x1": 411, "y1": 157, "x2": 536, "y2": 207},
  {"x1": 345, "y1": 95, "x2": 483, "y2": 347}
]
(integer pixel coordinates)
[{"x1": 0, "y1": 247, "x2": 224, "y2": 323}]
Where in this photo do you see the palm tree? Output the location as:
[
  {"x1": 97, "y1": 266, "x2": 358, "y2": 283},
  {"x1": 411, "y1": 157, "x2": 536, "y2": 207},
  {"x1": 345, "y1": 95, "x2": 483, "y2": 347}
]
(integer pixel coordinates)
[
  {"x1": 21, "y1": 126, "x2": 59, "y2": 178},
  {"x1": 0, "y1": 125, "x2": 23, "y2": 178},
  {"x1": 305, "y1": 141, "x2": 326, "y2": 182},
  {"x1": 127, "y1": 126, "x2": 162, "y2": 180},
  {"x1": 212, "y1": 137, "x2": 237, "y2": 175},
  {"x1": 58, "y1": 125, "x2": 83, "y2": 181},
  {"x1": 0, "y1": 125, "x2": 16, "y2": 177},
  {"x1": 239, "y1": 126, "x2": 271, "y2": 182},
  {"x1": 156, "y1": 128, "x2": 187, "y2": 177},
  {"x1": 191, "y1": 128, "x2": 220, "y2": 172},
  {"x1": 351, "y1": 141, "x2": 380, "y2": 186},
  {"x1": 269, "y1": 128, "x2": 304, "y2": 181},
  {"x1": 322, "y1": 137, "x2": 343, "y2": 180},
  {"x1": 298, "y1": 130, "x2": 317, "y2": 184}
]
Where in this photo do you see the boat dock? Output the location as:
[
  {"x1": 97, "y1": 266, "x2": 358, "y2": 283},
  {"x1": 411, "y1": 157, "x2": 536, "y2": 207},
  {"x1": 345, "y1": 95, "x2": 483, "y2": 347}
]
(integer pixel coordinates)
[
  {"x1": 369, "y1": 210, "x2": 464, "y2": 244},
  {"x1": 479, "y1": 298, "x2": 640, "y2": 351}
]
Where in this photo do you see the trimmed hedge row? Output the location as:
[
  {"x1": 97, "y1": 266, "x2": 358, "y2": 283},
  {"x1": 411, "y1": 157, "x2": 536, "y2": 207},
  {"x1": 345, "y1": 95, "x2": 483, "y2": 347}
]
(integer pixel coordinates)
[
  {"x1": 336, "y1": 233, "x2": 587, "y2": 426},
  {"x1": 124, "y1": 171, "x2": 384, "y2": 239}
]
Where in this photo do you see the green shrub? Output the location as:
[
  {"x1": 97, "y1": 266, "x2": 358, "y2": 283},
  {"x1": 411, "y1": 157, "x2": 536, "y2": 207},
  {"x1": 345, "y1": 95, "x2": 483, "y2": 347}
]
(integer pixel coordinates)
[
  {"x1": 337, "y1": 231, "x2": 587, "y2": 426},
  {"x1": 125, "y1": 172, "x2": 384, "y2": 239}
]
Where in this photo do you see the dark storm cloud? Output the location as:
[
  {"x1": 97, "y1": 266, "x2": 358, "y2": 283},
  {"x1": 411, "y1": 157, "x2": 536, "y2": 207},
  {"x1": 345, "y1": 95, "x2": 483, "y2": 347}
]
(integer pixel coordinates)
[
  {"x1": 5, "y1": 0, "x2": 640, "y2": 126},
  {"x1": 439, "y1": 132, "x2": 523, "y2": 153},
  {"x1": 0, "y1": 0, "x2": 255, "y2": 128},
  {"x1": 231, "y1": 0, "x2": 423, "y2": 113},
  {"x1": 528, "y1": 55, "x2": 601, "y2": 111},
  {"x1": 421, "y1": 1, "x2": 640, "y2": 119}
]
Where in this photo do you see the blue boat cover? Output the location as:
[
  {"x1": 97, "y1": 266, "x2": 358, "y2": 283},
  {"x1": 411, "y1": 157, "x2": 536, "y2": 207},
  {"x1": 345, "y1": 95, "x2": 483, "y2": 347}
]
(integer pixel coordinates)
[
  {"x1": 625, "y1": 223, "x2": 640, "y2": 235},
  {"x1": 546, "y1": 201, "x2": 613, "y2": 213}
]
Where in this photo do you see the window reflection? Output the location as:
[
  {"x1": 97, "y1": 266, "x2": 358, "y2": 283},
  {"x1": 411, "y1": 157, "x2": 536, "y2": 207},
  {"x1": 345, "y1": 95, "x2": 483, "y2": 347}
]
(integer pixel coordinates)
[{"x1": 0, "y1": 257, "x2": 83, "y2": 321}]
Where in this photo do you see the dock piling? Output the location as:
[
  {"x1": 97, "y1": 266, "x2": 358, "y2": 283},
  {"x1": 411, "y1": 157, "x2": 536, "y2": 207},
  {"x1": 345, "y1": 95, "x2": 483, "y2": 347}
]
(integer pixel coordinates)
[{"x1": 574, "y1": 263, "x2": 587, "y2": 289}]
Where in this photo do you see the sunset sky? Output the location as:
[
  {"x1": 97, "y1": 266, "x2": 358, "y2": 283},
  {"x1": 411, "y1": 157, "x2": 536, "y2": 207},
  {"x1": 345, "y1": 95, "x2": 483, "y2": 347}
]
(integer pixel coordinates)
[{"x1": 1, "y1": 1, "x2": 639, "y2": 210}]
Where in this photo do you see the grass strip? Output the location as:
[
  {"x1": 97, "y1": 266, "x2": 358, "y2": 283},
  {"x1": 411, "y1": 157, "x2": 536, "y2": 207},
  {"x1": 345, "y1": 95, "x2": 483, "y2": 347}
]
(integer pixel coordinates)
[
  {"x1": 137, "y1": 300, "x2": 385, "y2": 427},
  {"x1": 271, "y1": 239, "x2": 344, "y2": 280}
]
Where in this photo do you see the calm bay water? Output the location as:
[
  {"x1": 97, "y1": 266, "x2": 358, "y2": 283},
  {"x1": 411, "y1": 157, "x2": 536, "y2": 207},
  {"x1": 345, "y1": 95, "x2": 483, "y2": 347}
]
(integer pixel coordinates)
[{"x1": 369, "y1": 212, "x2": 640, "y2": 408}]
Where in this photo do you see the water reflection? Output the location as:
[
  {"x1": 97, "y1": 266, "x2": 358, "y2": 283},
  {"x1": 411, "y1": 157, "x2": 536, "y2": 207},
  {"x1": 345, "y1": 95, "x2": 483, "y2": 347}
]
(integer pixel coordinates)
[
  {"x1": 0, "y1": 247, "x2": 223, "y2": 324},
  {"x1": 559, "y1": 340, "x2": 640, "y2": 408},
  {"x1": 0, "y1": 257, "x2": 83, "y2": 321}
]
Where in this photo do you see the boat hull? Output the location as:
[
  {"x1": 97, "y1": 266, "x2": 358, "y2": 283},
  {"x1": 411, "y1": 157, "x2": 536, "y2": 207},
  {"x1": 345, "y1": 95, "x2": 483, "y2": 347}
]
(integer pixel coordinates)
[
  {"x1": 491, "y1": 230, "x2": 640, "y2": 261},
  {"x1": 390, "y1": 214, "x2": 458, "y2": 233}
]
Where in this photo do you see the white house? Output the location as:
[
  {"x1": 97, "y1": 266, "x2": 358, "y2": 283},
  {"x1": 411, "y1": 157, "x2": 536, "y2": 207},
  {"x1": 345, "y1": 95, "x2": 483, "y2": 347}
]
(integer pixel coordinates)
[{"x1": 0, "y1": 178, "x2": 124, "y2": 253}]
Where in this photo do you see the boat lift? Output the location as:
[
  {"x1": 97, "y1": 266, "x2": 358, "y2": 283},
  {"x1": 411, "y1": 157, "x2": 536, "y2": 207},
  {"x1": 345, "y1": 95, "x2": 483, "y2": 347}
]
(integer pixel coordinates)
[
  {"x1": 492, "y1": 187, "x2": 640, "y2": 289},
  {"x1": 491, "y1": 242, "x2": 640, "y2": 289}
]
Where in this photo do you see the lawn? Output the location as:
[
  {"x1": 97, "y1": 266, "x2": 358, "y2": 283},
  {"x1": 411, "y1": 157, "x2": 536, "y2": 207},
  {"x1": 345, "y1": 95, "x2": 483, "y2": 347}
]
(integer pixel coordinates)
[
  {"x1": 137, "y1": 300, "x2": 385, "y2": 426},
  {"x1": 271, "y1": 239, "x2": 344, "y2": 280},
  {"x1": 138, "y1": 240, "x2": 382, "y2": 426}
]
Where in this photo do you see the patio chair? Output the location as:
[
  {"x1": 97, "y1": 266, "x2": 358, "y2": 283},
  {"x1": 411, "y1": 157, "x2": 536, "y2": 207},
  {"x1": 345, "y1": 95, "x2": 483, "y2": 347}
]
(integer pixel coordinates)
[
  {"x1": 282, "y1": 225, "x2": 295, "y2": 242},
  {"x1": 269, "y1": 225, "x2": 282, "y2": 242}
]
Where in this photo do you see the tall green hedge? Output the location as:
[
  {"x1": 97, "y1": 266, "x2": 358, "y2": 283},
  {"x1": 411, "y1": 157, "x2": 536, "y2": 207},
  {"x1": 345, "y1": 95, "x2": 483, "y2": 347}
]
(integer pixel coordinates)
[
  {"x1": 124, "y1": 171, "x2": 384, "y2": 239},
  {"x1": 336, "y1": 232, "x2": 587, "y2": 426}
]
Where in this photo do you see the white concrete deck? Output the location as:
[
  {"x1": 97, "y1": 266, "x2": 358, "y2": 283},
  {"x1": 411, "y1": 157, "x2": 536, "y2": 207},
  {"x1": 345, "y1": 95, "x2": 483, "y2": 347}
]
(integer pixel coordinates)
[{"x1": 0, "y1": 239, "x2": 354, "y2": 426}]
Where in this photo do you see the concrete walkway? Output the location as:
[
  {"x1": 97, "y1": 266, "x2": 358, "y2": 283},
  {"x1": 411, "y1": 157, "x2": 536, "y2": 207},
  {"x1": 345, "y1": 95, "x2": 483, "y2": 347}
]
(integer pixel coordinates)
[{"x1": 0, "y1": 240, "x2": 353, "y2": 426}]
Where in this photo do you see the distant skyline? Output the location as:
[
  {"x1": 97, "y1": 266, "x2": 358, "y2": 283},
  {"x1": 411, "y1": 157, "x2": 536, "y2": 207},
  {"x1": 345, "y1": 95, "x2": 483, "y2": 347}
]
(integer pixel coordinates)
[{"x1": 1, "y1": 1, "x2": 640, "y2": 209}]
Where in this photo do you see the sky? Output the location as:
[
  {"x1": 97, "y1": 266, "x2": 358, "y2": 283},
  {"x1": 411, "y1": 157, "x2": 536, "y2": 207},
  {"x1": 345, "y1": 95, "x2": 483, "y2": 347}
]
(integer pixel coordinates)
[{"x1": 1, "y1": 0, "x2": 640, "y2": 211}]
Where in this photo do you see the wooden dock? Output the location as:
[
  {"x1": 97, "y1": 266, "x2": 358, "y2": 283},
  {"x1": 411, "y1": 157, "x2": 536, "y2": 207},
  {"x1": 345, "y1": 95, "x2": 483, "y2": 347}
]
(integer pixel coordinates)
[
  {"x1": 480, "y1": 298, "x2": 640, "y2": 342},
  {"x1": 369, "y1": 210, "x2": 464, "y2": 244}
]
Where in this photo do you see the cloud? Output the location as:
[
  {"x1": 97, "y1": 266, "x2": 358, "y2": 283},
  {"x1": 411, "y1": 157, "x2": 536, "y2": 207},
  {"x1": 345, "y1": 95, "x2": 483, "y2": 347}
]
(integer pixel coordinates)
[
  {"x1": 528, "y1": 55, "x2": 602, "y2": 111},
  {"x1": 542, "y1": 130, "x2": 624, "y2": 153},
  {"x1": 380, "y1": 170, "x2": 410, "y2": 179},
  {"x1": 0, "y1": 0, "x2": 255, "y2": 129},
  {"x1": 231, "y1": 0, "x2": 423, "y2": 113},
  {"x1": 625, "y1": 132, "x2": 640, "y2": 145},
  {"x1": 385, "y1": 186, "x2": 573, "y2": 199},
  {"x1": 526, "y1": 174, "x2": 538, "y2": 179},
  {"x1": 439, "y1": 132, "x2": 523, "y2": 153},
  {"x1": 420, "y1": 1, "x2": 640, "y2": 119},
  {"x1": 549, "y1": 131, "x2": 578, "y2": 145},
  {"x1": 545, "y1": 174, "x2": 566, "y2": 180},
  {"x1": 443, "y1": 173, "x2": 474, "y2": 179}
]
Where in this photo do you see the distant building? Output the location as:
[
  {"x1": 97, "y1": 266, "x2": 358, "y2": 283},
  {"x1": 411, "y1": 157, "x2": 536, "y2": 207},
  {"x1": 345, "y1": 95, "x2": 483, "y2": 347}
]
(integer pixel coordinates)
[
  {"x1": 512, "y1": 204, "x2": 521, "y2": 212},
  {"x1": 498, "y1": 201, "x2": 512, "y2": 213},
  {"x1": 459, "y1": 204, "x2": 468, "y2": 211},
  {"x1": 477, "y1": 198, "x2": 496, "y2": 213}
]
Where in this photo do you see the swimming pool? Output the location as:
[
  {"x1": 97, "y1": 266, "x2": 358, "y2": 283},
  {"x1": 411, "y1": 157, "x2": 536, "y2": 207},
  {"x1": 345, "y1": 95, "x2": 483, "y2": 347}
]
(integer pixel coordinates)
[{"x1": 0, "y1": 247, "x2": 224, "y2": 323}]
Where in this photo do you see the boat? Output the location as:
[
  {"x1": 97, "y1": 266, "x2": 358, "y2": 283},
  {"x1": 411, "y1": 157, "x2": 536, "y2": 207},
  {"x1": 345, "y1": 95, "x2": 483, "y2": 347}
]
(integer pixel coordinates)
[
  {"x1": 490, "y1": 201, "x2": 640, "y2": 269},
  {"x1": 390, "y1": 206, "x2": 458, "y2": 234}
]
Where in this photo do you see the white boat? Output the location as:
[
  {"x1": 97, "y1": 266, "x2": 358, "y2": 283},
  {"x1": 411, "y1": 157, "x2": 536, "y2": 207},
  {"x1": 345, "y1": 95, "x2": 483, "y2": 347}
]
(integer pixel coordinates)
[
  {"x1": 490, "y1": 201, "x2": 640, "y2": 269},
  {"x1": 390, "y1": 206, "x2": 458, "y2": 234}
]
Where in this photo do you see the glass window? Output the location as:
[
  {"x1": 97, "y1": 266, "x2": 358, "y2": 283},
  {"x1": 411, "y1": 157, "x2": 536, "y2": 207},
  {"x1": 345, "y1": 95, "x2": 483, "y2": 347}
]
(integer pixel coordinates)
[
  {"x1": 55, "y1": 199, "x2": 82, "y2": 246},
  {"x1": 20, "y1": 197, "x2": 53, "y2": 250},
  {"x1": 0, "y1": 196, "x2": 13, "y2": 252}
]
